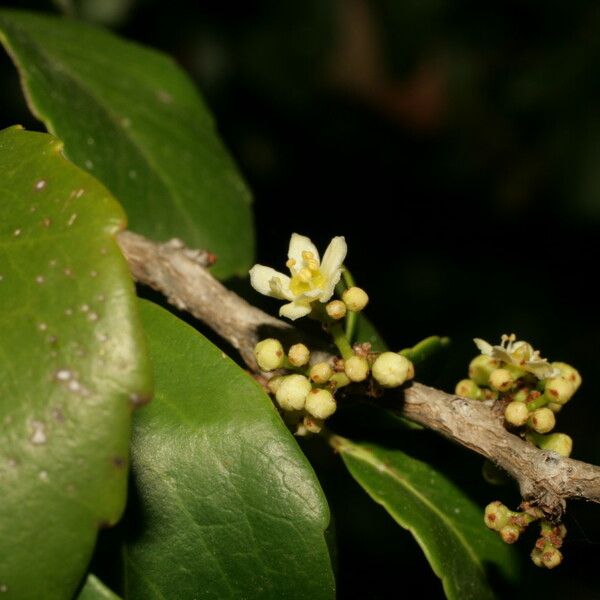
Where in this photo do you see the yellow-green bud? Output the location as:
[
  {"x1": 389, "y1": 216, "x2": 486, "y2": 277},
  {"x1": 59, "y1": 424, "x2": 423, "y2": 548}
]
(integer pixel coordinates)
[
  {"x1": 504, "y1": 401, "x2": 529, "y2": 426},
  {"x1": 544, "y1": 377, "x2": 575, "y2": 405},
  {"x1": 529, "y1": 407, "x2": 555, "y2": 434},
  {"x1": 303, "y1": 415, "x2": 324, "y2": 434},
  {"x1": 288, "y1": 343, "x2": 310, "y2": 367},
  {"x1": 310, "y1": 362, "x2": 333, "y2": 384},
  {"x1": 267, "y1": 376, "x2": 284, "y2": 394},
  {"x1": 551, "y1": 362, "x2": 581, "y2": 391},
  {"x1": 305, "y1": 388, "x2": 337, "y2": 419},
  {"x1": 541, "y1": 546, "x2": 563, "y2": 569},
  {"x1": 455, "y1": 379, "x2": 482, "y2": 400},
  {"x1": 330, "y1": 372, "x2": 351, "y2": 389},
  {"x1": 490, "y1": 368, "x2": 515, "y2": 392},
  {"x1": 342, "y1": 287, "x2": 369, "y2": 312},
  {"x1": 344, "y1": 355, "x2": 370, "y2": 382},
  {"x1": 484, "y1": 501, "x2": 510, "y2": 531},
  {"x1": 468, "y1": 355, "x2": 499, "y2": 386},
  {"x1": 275, "y1": 374, "x2": 311, "y2": 411},
  {"x1": 512, "y1": 388, "x2": 530, "y2": 403},
  {"x1": 533, "y1": 432, "x2": 573, "y2": 457},
  {"x1": 530, "y1": 548, "x2": 544, "y2": 568},
  {"x1": 254, "y1": 338, "x2": 284, "y2": 371},
  {"x1": 326, "y1": 300, "x2": 347, "y2": 320},
  {"x1": 372, "y1": 352, "x2": 414, "y2": 388},
  {"x1": 500, "y1": 524, "x2": 521, "y2": 544}
]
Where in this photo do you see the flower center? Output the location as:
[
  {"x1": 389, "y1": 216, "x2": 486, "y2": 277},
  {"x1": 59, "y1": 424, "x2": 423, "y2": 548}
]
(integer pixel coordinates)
[{"x1": 287, "y1": 251, "x2": 327, "y2": 295}]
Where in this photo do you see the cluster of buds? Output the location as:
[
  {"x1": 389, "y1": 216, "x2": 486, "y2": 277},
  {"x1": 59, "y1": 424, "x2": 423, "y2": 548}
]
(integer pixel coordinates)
[
  {"x1": 484, "y1": 501, "x2": 566, "y2": 569},
  {"x1": 249, "y1": 233, "x2": 415, "y2": 436},
  {"x1": 455, "y1": 334, "x2": 581, "y2": 457},
  {"x1": 254, "y1": 337, "x2": 415, "y2": 436}
]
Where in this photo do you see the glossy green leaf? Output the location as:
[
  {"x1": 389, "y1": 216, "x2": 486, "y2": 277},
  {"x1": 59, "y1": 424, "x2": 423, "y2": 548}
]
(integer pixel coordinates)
[
  {"x1": 77, "y1": 575, "x2": 122, "y2": 600},
  {"x1": 333, "y1": 436, "x2": 518, "y2": 600},
  {"x1": 0, "y1": 9, "x2": 254, "y2": 279},
  {"x1": 353, "y1": 314, "x2": 388, "y2": 351},
  {"x1": 0, "y1": 126, "x2": 152, "y2": 599},
  {"x1": 124, "y1": 301, "x2": 335, "y2": 599}
]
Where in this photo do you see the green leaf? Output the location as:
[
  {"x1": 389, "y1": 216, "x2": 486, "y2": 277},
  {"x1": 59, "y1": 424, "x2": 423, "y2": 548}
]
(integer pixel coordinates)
[
  {"x1": 0, "y1": 126, "x2": 152, "y2": 599},
  {"x1": 124, "y1": 301, "x2": 335, "y2": 599},
  {"x1": 353, "y1": 314, "x2": 388, "y2": 351},
  {"x1": 333, "y1": 436, "x2": 518, "y2": 600},
  {"x1": 77, "y1": 575, "x2": 122, "y2": 600},
  {"x1": 0, "y1": 9, "x2": 254, "y2": 279}
]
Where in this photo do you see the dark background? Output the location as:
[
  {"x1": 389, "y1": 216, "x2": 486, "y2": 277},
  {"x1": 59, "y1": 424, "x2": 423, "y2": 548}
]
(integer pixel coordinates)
[{"x1": 2, "y1": 1, "x2": 599, "y2": 597}]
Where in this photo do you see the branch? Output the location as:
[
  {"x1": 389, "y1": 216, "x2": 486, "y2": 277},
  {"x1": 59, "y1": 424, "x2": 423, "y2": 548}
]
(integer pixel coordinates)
[{"x1": 117, "y1": 231, "x2": 600, "y2": 519}]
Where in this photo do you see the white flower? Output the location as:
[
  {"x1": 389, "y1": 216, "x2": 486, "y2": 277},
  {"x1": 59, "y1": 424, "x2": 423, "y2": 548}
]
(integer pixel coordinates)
[
  {"x1": 473, "y1": 334, "x2": 559, "y2": 380},
  {"x1": 249, "y1": 233, "x2": 347, "y2": 320}
]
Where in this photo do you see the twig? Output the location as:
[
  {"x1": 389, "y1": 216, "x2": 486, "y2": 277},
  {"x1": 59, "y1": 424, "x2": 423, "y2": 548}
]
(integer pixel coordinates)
[{"x1": 117, "y1": 231, "x2": 600, "y2": 519}]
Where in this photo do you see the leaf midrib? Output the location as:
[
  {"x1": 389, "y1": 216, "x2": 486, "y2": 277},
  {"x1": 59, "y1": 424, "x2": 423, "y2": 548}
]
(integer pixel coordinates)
[{"x1": 339, "y1": 440, "x2": 484, "y2": 576}]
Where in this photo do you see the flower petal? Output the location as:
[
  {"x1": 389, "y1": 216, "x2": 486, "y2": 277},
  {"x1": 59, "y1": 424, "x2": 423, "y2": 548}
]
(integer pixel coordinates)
[
  {"x1": 249, "y1": 265, "x2": 292, "y2": 300},
  {"x1": 525, "y1": 362, "x2": 560, "y2": 380},
  {"x1": 279, "y1": 301, "x2": 312, "y2": 321},
  {"x1": 320, "y1": 236, "x2": 347, "y2": 278},
  {"x1": 318, "y1": 267, "x2": 343, "y2": 303},
  {"x1": 288, "y1": 233, "x2": 320, "y2": 265},
  {"x1": 473, "y1": 338, "x2": 493, "y2": 356}
]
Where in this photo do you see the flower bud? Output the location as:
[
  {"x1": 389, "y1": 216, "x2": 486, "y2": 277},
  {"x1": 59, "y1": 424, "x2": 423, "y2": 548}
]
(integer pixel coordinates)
[
  {"x1": 541, "y1": 546, "x2": 563, "y2": 569},
  {"x1": 500, "y1": 524, "x2": 521, "y2": 544},
  {"x1": 267, "y1": 376, "x2": 284, "y2": 394},
  {"x1": 275, "y1": 374, "x2": 311, "y2": 411},
  {"x1": 468, "y1": 355, "x2": 499, "y2": 386},
  {"x1": 530, "y1": 548, "x2": 544, "y2": 568},
  {"x1": 310, "y1": 362, "x2": 333, "y2": 384},
  {"x1": 372, "y1": 352, "x2": 414, "y2": 388},
  {"x1": 551, "y1": 362, "x2": 581, "y2": 391},
  {"x1": 342, "y1": 287, "x2": 369, "y2": 312},
  {"x1": 532, "y1": 432, "x2": 573, "y2": 457},
  {"x1": 455, "y1": 379, "x2": 482, "y2": 400},
  {"x1": 344, "y1": 355, "x2": 370, "y2": 382},
  {"x1": 254, "y1": 338, "x2": 284, "y2": 371},
  {"x1": 484, "y1": 501, "x2": 510, "y2": 531},
  {"x1": 490, "y1": 368, "x2": 515, "y2": 392},
  {"x1": 288, "y1": 343, "x2": 310, "y2": 367},
  {"x1": 544, "y1": 377, "x2": 575, "y2": 405},
  {"x1": 512, "y1": 388, "x2": 530, "y2": 403},
  {"x1": 326, "y1": 300, "x2": 347, "y2": 320},
  {"x1": 529, "y1": 407, "x2": 555, "y2": 434},
  {"x1": 305, "y1": 388, "x2": 337, "y2": 419},
  {"x1": 548, "y1": 402, "x2": 562, "y2": 413},
  {"x1": 303, "y1": 414, "x2": 324, "y2": 434},
  {"x1": 504, "y1": 401, "x2": 529, "y2": 426}
]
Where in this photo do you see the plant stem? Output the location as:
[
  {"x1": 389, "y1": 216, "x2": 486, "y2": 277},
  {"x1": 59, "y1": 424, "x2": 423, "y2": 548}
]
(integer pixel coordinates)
[
  {"x1": 330, "y1": 323, "x2": 354, "y2": 360},
  {"x1": 399, "y1": 335, "x2": 450, "y2": 364},
  {"x1": 527, "y1": 394, "x2": 550, "y2": 411},
  {"x1": 341, "y1": 267, "x2": 358, "y2": 342}
]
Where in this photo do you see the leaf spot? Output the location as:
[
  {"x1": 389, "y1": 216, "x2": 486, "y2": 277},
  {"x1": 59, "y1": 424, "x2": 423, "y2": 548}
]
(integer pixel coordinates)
[
  {"x1": 84, "y1": 160, "x2": 94, "y2": 170},
  {"x1": 35, "y1": 275, "x2": 45, "y2": 284},
  {"x1": 38, "y1": 470, "x2": 49, "y2": 482},
  {"x1": 34, "y1": 179, "x2": 47, "y2": 191},
  {"x1": 13, "y1": 229, "x2": 21, "y2": 236},
  {"x1": 67, "y1": 213, "x2": 77, "y2": 226}
]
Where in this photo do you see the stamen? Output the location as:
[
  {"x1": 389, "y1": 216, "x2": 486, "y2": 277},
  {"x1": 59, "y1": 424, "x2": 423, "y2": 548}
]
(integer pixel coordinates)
[
  {"x1": 286, "y1": 258, "x2": 296, "y2": 269},
  {"x1": 302, "y1": 250, "x2": 314, "y2": 261},
  {"x1": 307, "y1": 259, "x2": 319, "y2": 272},
  {"x1": 298, "y1": 268, "x2": 312, "y2": 283}
]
